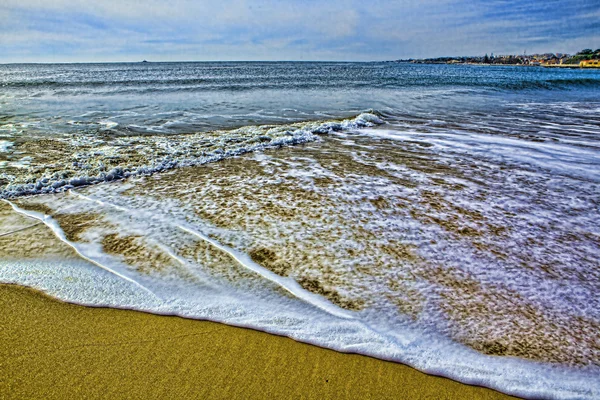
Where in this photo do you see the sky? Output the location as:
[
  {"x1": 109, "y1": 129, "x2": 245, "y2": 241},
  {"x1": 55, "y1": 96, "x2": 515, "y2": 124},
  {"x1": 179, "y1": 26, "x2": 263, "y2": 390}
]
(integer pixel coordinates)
[{"x1": 0, "y1": 0, "x2": 598, "y2": 63}]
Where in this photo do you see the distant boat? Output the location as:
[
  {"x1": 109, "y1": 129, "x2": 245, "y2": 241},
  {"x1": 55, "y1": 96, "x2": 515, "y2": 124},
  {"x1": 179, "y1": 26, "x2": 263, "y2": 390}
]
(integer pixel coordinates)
[{"x1": 142, "y1": 60, "x2": 149, "y2": 63}]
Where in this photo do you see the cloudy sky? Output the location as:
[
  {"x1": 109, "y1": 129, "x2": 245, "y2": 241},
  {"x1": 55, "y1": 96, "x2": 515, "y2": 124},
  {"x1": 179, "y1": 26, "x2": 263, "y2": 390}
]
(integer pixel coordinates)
[{"x1": 1, "y1": 0, "x2": 598, "y2": 62}]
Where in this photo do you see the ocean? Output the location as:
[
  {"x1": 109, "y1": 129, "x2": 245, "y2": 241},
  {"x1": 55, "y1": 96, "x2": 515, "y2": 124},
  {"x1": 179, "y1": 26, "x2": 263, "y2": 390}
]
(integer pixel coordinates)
[{"x1": 1, "y1": 62, "x2": 599, "y2": 399}]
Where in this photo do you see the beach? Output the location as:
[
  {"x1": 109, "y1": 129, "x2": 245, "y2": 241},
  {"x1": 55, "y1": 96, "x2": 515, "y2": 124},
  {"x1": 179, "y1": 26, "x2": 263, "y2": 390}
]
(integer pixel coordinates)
[
  {"x1": 0, "y1": 283, "x2": 515, "y2": 399},
  {"x1": 1, "y1": 62, "x2": 599, "y2": 399}
]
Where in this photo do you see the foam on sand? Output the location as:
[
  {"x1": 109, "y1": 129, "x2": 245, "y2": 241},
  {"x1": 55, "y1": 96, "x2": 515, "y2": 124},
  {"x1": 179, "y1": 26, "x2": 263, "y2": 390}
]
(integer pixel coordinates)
[
  {"x1": 1, "y1": 133, "x2": 598, "y2": 399},
  {"x1": 0, "y1": 113, "x2": 383, "y2": 198}
]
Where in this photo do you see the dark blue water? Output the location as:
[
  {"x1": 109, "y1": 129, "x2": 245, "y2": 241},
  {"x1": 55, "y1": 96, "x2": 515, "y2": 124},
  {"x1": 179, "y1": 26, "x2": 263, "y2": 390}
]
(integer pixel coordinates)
[{"x1": 1, "y1": 62, "x2": 599, "y2": 135}]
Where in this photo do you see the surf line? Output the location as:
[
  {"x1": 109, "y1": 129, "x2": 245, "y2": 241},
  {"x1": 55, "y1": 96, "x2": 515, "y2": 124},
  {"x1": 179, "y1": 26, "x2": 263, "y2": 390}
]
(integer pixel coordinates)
[
  {"x1": 69, "y1": 190, "x2": 355, "y2": 320},
  {"x1": 67, "y1": 191, "x2": 423, "y2": 354},
  {"x1": 177, "y1": 224, "x2": 354, "y2": 320},
  {"x1": 64, "y1": 191, "x2": 221, "y2": 290},
  {"x1": 2, "y1": 199, "x2": 161, "y2": 300}
]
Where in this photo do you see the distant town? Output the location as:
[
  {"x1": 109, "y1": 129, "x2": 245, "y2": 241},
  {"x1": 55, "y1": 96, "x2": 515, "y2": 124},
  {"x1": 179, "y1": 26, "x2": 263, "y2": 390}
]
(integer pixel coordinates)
[{"x1": 396, "y1": 48, "x2": 600, "y2": 68}]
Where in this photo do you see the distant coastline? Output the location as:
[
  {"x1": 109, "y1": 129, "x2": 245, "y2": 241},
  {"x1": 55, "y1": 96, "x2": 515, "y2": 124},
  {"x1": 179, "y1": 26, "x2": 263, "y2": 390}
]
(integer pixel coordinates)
[{"x1": 396, "y1": 48, "x2": 600, "y2": 68}]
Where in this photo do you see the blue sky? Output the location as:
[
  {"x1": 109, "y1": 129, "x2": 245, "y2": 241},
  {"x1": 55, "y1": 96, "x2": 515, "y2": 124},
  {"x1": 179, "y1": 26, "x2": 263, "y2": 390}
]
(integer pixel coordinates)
[{"x1": 0, "y1": 0, "x2": 598, "y2": 62}]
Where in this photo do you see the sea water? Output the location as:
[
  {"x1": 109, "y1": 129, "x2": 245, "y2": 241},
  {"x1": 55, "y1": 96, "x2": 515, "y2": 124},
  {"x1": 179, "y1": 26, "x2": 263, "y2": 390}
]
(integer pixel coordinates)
[{"x1": 1, "y1": 62, "x2": 599, "y2": 399}]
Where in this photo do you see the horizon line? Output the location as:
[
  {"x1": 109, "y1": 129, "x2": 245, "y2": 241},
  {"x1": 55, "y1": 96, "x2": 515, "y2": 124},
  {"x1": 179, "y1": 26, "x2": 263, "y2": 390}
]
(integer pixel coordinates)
[
  {"x1": 1, "y1": 52, "x2": 583, "y2": 65},
  {"x1": 0, "y1": 60, "x2": 390, "y2": 65}
]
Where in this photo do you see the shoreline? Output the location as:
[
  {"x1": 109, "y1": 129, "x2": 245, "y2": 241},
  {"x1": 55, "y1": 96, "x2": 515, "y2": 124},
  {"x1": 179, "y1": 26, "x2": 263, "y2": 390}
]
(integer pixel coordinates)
[
  {"x1": 0, "y1": 283, "x2": 517, "y2": 399},
  {"x1": 394, "y1": 61, "x2": 599, "y2": 68}
]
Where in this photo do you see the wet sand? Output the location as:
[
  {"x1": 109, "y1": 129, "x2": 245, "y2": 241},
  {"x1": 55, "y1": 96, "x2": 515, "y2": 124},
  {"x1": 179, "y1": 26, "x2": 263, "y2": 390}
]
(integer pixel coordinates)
[{"x1": 0, "y1": 283, "x2": 516, "y2": 400}]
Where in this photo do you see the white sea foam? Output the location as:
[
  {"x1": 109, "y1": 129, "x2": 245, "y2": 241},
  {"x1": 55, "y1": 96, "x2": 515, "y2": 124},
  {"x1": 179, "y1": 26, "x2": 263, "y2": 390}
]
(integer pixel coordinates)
[
  {"x1": 0, "y1": 113, "x2": 384, "y2": 198},
  {"x1": 355, "y1": 125, "x2": 600, "y2": 182},
  {"x1": 99, "y1": 120, "x2": 118, "y2": 130},
  {"x1": 0, "y1": 140, "x2": 13, "y2": 153},
  {"x1": 4, "y1": 200, "x2": 160, "y2": 298},
  {"x1": 69, "y1": 189, "x2": 355, "y2": 320},
  {"x1": 0, "y1": 206, "x2": 597, "y2": 400}
]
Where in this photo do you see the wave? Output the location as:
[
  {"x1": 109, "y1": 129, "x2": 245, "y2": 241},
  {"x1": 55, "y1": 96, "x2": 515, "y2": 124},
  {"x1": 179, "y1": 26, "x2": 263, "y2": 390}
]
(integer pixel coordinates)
[
  {"x1": 4, "y1": 76, "x2": 599, "y2": 93},
  {"x1": 0, "y1": 112, "x2": 384, "y2": 198},
  {"x1": 493, "y1": 77, "x2": 600, "y2": 91}
]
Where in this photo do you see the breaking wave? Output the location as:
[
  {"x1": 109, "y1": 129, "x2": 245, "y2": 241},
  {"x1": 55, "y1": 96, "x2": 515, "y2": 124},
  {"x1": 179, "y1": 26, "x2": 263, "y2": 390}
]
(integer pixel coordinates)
[{"x1": 0, "y1": 113, "x2": 384, "y2": 198}]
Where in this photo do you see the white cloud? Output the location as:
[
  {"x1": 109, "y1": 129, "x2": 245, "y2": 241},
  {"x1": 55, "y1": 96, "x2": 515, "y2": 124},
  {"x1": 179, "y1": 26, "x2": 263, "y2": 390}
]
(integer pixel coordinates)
[{"x1": 0, "y1": 0, "x2": 598, "y2": 62}]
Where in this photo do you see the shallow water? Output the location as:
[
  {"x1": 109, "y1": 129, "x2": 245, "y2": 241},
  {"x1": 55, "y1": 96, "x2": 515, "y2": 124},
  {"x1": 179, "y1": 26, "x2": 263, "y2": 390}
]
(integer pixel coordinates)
[{"x1": 1, "y1": 62, "x2": 600, "y2": 399}]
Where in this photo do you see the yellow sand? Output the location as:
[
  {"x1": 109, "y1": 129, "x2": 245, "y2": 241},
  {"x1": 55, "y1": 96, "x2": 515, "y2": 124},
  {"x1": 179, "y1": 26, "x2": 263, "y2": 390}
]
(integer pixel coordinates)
[{"x1": 0, "y1": 284, "x2": 517, "y2": 400}]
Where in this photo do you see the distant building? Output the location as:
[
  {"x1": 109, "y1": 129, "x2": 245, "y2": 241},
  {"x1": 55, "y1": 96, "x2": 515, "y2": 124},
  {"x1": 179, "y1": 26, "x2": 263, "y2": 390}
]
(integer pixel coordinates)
[{"x1": 580, "y1": 60, "x2": 600, "y2": 67}]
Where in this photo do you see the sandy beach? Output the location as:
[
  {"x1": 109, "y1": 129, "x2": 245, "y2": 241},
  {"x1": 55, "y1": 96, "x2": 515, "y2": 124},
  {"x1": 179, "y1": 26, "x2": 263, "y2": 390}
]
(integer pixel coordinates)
[{"x1": 0, "y1": 283, "x2": 516, "y2": 399}]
